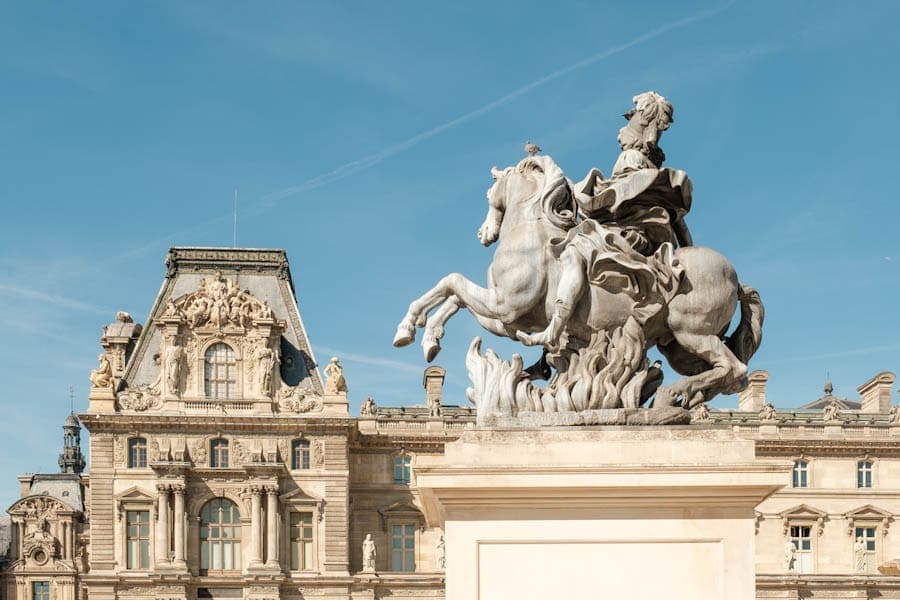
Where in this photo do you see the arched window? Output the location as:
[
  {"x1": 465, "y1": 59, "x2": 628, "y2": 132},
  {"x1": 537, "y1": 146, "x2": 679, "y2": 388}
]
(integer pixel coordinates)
[
  {"x1": 128, "y1": 437, "x2": 147, "y2": 468},
  {"x1": 200, "y1": 498, "x2": 241, "y2": 572},
  {"x1": 204, "y1": 343, "x2": 237, "y2": 399},
  {"x1": 210, "y1": 439, "x2": 229, "y2": 469},
  {"x1": 292, "y1": 439, "x2": 310, "y2": 470}
]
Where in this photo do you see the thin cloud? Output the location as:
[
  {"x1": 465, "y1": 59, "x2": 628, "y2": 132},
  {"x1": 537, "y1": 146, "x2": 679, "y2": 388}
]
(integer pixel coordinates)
[
  {"x1": 758, "y1": 342, "x2": 900, "y2": 366},
  {"x1": 314, "y1": 344, "x2": 424, "y2": 375},
  {"x1": 0, "y1": 282, "x2": 113, "y2": 316},
  {"x1": 117, "y1": 0, "x2": 736, "y2": 260},
  {"x1": 255, "y1": 0, "x2": 737, "y2": 209}
]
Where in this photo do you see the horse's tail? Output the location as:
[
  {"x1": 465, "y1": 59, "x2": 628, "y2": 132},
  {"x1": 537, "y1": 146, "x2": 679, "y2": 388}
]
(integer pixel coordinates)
[{"x1": 726, "y1": 285, "x2": 764, "y2": 364}]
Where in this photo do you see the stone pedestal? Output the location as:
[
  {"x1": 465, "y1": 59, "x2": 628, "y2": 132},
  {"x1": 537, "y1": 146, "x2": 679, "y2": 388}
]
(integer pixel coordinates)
[{"x1": 416, "y1": 428, "x2": 789, "y2": 600}]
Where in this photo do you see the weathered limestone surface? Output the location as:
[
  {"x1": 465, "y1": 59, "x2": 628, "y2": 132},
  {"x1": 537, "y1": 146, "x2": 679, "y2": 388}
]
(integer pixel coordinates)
[{"x1": 417, "y1": 428, "x2": 789, "y2": 600}]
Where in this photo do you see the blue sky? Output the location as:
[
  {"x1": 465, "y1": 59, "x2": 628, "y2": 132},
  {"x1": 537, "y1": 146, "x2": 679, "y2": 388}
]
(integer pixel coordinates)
[{"x1": 0, "y1": 1, "x2": 898, "y2": 507}]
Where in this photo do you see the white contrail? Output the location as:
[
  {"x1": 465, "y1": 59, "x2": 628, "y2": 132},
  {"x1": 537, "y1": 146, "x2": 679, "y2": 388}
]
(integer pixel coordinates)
[
  {"x1": 114, "y1": 0, "x2": 734, "y2": 259},
  {"x1": 254, "y1": 0, "x2": 736, "y2": 208},
  {"x1": 0, "y1": 282, "x2": 113, "y2": 315}
]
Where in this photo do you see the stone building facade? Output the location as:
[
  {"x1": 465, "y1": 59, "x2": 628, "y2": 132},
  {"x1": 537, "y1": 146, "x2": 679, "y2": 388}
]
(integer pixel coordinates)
[{"x1": 0, "y1": 247, "x2": 898, "y2": 599}]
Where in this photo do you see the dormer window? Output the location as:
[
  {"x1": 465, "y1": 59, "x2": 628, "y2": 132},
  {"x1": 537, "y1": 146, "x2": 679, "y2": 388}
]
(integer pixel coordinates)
[{"x1": 204, "y1": 343, "x2": 236, "y2": 399}]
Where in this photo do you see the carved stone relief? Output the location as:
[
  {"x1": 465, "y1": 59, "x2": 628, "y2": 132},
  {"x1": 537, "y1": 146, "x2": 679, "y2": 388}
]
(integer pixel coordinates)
[
  {"x1": 276, "y1": 386, "x2": 323, "y2": 414},
  {"x1": 118, "y1": 383, "x2": 161, "y2": 411},
  {"x1": 190, "y1": 437, "x2": 208, "y2": 466},
  {"x1": 113, "y1": 436, "x2": 125, "y2": 466}
]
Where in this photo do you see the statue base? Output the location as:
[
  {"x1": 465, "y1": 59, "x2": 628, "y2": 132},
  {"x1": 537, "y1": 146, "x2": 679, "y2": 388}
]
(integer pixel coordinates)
[
  {"x1": 415, "y1": 428, "x2": 789, "y2": 600},
  {"x1": 480, "y1": 406, "x2": 690, "y2": 428}
]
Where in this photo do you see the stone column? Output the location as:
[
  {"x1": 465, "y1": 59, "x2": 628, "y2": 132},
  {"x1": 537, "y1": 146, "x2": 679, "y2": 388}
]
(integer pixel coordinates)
[
  {"x1": 156, "y1": 484, "x2": 170, "y2": 565},
  {"x1": 172, "y1": 485, "x2": 187, "y2": 568},
  {"x1": 249, "y1": 487, "x2": 263, "y2": 567},
  {"x1": 68, "y1": 520, "x2": 75, "y2": 561},
  {"x1": 61, "y1": 521, "x2": 69, "y2": 560},
  {"x1": 17, "y1": 521, "x2": 24, "y2": 559},
  {"x1": 265, "y1": 486, "x2": 279, "y2": 568}
]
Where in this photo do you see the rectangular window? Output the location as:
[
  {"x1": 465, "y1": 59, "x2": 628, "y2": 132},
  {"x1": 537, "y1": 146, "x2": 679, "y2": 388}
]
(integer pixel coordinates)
[
  {"x1": 32, "y1": 582, "x2": 50, "y2": 600},
  {"x1": 128, "y1": 437, "x2": 147, "y2": 468},
  {"x1": 792, "y1": 460, "x2": 808, "y2": 488},
  {"x1": 789, "y1": 525, "x2": 813, "y2": 573},
  {"x1": 856, "y1": 526, "x2": 877, "y2": 573},
  {"x1": 391, "y1": 524, "x2": 416, "y2": 572},
  {"x1": 210, "y1": 440, "x2": 229, "y2": 468},
  {"x1": 394, "y1": 455, "x2": 411, "y2": 484},
  {"x1": 290, "y1": 512, "x2": 314, "y2": 571},
  {"x1": 126, "y1": 510, "x2": 151, "y2": 569},
  {"x1": 292, "y1": 441, "x2": 310, "y2": 470},
  {"x1": 857, "y1": 461, "x2": 873, "y2": 488}
]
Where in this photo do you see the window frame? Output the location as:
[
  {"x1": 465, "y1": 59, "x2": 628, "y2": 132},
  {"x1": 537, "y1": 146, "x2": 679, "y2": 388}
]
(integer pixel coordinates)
[
  {"x1": 792, "y1": 459, "x2": 809, "y2": 489},
  {"x1": 31, "y1": 581, "x2": 51, "y2": 600},
  {"x1": 389, "y1": 522, "x2": 418, "y2": 572},
  {"x1": 210, "y1": 439, "x2": 230, "y2": 469},
  {"x1": 857, "y1": 459, "x2": 875, "y2": 489},
  {"x1": 199, "y1": 498, "x2": 242, "y2": 574},
  {"x1": 393, "y1": 454, "x2": 412, "y2": 485},
  {"x1": 855, "y1": 525, "x2": 878, "y2": 573},
  {"x1": 291, "y1": 439, "x2": 311, "y2": 471},
  {"x1": 289, "y1": 511, "x2": 315, "y2": 571},
  {"x1": 203, "y1": 342, "x2": 239, "y2": 400},
  {"x1": 788, "y1": 524, "x2": 814, "y2": 574},
  {"x1": 280, "y1": 494, "x2": 320, "y2": 573},
  {"x1": 125, "y1": 509, "x2": 151, "y2": 570},
  {"x1": 128, "y1": 437, "x2": 148, "y2": 469}
]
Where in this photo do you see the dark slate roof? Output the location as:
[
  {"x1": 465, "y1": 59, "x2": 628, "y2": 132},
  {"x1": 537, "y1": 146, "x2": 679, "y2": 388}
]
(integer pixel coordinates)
[
  {"x1": 27, "y1": 474, "x2": 84, "y2": 512},
  {"x1": 0, "y1": 515, "x2": 10, "y2": 560},
  {"x1": 121, "y1": 247, "x2": 324, "y2": 395}
]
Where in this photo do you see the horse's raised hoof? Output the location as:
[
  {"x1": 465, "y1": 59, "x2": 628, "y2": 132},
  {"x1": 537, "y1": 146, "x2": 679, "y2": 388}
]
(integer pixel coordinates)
[
  {"x1": 392, "y1": 322, "x2": 416, "y2": 347},
  {"x1": 423, "y1": 339, "x2": 441, "y2": 363}
]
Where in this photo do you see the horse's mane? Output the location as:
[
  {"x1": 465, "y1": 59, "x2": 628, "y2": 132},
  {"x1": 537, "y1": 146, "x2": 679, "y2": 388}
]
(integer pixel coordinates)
[{"x1": 516, "y1": 155, "x2": 577, "y2": 230}]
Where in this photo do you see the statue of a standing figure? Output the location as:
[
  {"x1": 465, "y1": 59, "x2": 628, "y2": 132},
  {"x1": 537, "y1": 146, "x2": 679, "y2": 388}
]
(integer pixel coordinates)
[
  {"x1": 362, "y1": 533, "x2": 376, "y2": 572},
  {"x1": 436, "y1": 535, "x2": 446, "y2": 570},
  {"x1": 165, "y1": 344, "x2": 184, "y2": 395},
  {"x1": 360, "y1": 396, "x2": 378, "y2": 416},
  {"x1": 855, "y1": 536, "x2": 868, "y2": 572},
  {"x1": 324, "y1": 356, "x2": 347, "y2": 394},
  {"x1": 784, "y1": 540, "x2": 797, "y2": 572},
  {"x1": 257, "y1": 346, "x2": 277, "y2": 396},
  {"x1": 90, "y1": 354, "x2": 113, "y2": 390}
]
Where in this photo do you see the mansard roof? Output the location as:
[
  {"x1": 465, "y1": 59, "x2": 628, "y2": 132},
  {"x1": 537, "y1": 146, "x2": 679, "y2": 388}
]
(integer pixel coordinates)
[
  {"x1": 121, "y1": 247, "x2": 324, "y2": 395},
  {"x1": 24, "y1": 474, "x2": 83, "y2": 512}
]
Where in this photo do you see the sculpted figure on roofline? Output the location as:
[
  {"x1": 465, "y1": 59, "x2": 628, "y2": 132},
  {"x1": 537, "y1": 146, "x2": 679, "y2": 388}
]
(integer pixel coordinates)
[{"x1": 394, "y1": 91, "x2": 764, "y2": 426}]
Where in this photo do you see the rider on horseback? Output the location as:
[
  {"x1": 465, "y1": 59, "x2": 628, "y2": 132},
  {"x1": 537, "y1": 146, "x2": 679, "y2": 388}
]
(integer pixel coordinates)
[{"x1": 517, "y1": 91, "x2": 694, "y2": 350}]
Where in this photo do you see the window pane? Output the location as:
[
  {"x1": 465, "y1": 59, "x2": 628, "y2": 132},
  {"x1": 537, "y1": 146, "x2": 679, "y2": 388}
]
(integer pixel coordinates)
[{"x1": 304, "y1": 541, "x2": 313, "y2": 570}]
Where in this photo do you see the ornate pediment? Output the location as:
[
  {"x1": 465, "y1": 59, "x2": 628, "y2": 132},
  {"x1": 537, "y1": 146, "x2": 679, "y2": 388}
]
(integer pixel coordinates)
[
  {"x1": 162, "y1": 271, "x2": 275, "y2": 329},
  {"x1": 378, "y1": 501, "x2": 425, "y2": 530},
  {"x1": 8, "y1": 495, "x2": 77, "y2": 567},
  {"x1": 844, "y1": 504, "x2": 893, "y2": 536},
  {"x1": 780, "y1": 504, "x2": 827, "y2": 536}
]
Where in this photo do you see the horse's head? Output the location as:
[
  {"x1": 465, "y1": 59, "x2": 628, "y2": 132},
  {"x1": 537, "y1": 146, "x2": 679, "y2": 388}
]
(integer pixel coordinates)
[{"x1": 478, "y1": 154, "x2": 576, "y2": 246}]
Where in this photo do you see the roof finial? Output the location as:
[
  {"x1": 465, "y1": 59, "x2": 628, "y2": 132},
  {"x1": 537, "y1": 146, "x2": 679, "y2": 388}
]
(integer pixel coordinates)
[
  {"x1": 824, "y1": 371, "x2": 833, "y2": 395},
  {"x1": 524, "y1": 141, "x2": 541, "y2": 156},
  {"x1": 69, "y1": 385, "x2": 74, "y2": 413}
]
